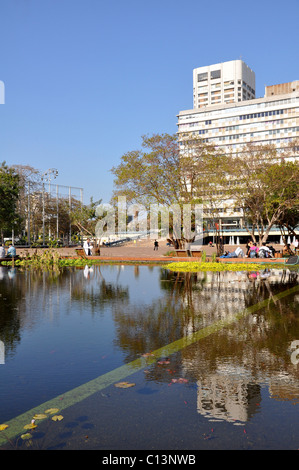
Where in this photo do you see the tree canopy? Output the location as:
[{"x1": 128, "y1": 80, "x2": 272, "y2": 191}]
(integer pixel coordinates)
[
  {"x1": 111, "y1": 134, "x2": 299, "y2": 246},
  {"x1": 0, "y1": 161, "x2": 20, "y2": 238}
]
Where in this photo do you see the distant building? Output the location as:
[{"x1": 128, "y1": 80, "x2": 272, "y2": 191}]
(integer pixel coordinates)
[
  {"x1": 178, "y1": 60, "x2": 299, "y2": 237},
  {"x1": 193, "y1": 59, "x2": 255, "y2": 108}
]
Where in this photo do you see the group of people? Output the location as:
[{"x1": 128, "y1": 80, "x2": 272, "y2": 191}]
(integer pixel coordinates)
[
  {"x1": 246, "y1": 240, "x2": 298, "y2": 258},
  {"x1": 220, "y1": 241, "x2": 278, "y2": 259},
  {"x1": 245, "y1": 241, "x2": 275, "y2": 258},
  {"x1": 0, "y1": 244, "x2": 17, "y2": 258}
]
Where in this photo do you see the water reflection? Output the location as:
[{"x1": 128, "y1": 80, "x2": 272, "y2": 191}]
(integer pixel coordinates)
[
  {"x1": 0, "y1": 264, "x2": 298, "y2": 429},
  {"x1": 168, "y1": 268, "x2": 299, "y2": 424}
]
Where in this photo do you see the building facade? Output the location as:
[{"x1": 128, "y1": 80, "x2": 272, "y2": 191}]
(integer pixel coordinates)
[
  {"x1": 178, "y1": 60, "x2": 299, "y2": 238},
  {"x1": 193, "y1": 59, "x2": 255, "y2": 109}
]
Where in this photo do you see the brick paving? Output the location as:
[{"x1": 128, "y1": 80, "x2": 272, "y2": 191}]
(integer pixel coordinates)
[{"x1": 13, "y1": 239, "x2": 287, "y2": 263}]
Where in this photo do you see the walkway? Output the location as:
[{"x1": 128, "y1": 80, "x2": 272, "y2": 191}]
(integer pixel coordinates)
[{"x1": 14, "y1": 240, "x2": 288, "y2": 264}]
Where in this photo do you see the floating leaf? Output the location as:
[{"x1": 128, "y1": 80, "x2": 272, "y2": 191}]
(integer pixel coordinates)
[
  {"x1": 33, "y1": 413, "x2": 47, "y2": 420},
  {"x1": 45, "y1": 408, "x2": 60, "y2": 415},
  {"x1": 171, "y1": 378, "x2": 188, "y2": 384},
  {"x1": 0, "y1": 424, "x2": 8, "y2": 431},
  {"x1": 51, "y1": 415, "x2": 64, "y2": 421},
  {"x1": 24, "y1": 423, "x2": 37, "y2": 430},
  {"x1": 114, "y1": 381, "x2": 135, "y2": 388},
  {"x1": 20, "y1": 433, "x2": 32, "y2": 440}
]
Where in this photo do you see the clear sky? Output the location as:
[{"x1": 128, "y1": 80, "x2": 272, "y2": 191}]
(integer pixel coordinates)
[{"x1": 0, "y1": 0, "x2": 298, "y2": 204}]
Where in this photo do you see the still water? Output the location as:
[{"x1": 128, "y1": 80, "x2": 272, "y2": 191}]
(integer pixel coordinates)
[{"x1": 0, "y1": 264, "x2": 298, "y2": 450}]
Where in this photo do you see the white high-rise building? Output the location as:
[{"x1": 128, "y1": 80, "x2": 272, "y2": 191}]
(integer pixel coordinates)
[
  {"x1": 178, "y1": 60, "x2": 299, "y2": 239},
  {"x1": 193, "y1": 59, "x2": 255, "y2": 109}
]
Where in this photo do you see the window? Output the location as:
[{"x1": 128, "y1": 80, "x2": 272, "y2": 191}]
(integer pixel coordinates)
[
  {"x1": 211, "y1": 70, "x2": 221, "y2": 79},
  {"x1": 198, "y1": 72, "x2": 208, "y2": 82}
]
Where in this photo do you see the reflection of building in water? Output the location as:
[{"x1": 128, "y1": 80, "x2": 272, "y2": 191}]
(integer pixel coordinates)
[
  {"x1": 180, "y1": 269, "x2": 299, "y2": 423},
  {"x1": 269, "y1": 373, "x2": 299, "y2": 404},
  {"x1": 197, "y1": 374, "x2": 261, "y2": 423},
  {"x1": 183, "y1": 269, "x2": 298, "y2": 334}
]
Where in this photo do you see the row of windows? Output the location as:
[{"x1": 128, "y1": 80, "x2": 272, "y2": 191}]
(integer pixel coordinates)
[
  {"x1": 179, "y1": 127, "x2": 299, "y2": 144},
  {"x1": 239, "y1": 109, "x2": 284, "y2": 120},
  {"x1": 213, "y1": 126, "x2": 299, "y2": 141},
  {"x1": 197, "y1": 70, "x2": 221, "y2": 81},
  {"x1": 180, "y1": 107, "x2": 296, "y2": 128},
  {"x1": 179, "y1": 98, "x2": 298, "y2": 121},
  {"x1": 179, "y1": 117, "x2": 296, "y2": 134}
]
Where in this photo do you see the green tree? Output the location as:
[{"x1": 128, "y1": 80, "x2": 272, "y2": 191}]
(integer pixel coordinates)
[
  {"x1": 0, "y1": 162, "x2": 20, "y2": 241},
  {"x1": 223, "y1": 143, "x2": 299, "y2": 244},
  {"x1": 70, "y1": 198, "x2": 102, "y2": 245},
  {"x1": 111, "y1": 133, "x2": 222, "y2": 247}
]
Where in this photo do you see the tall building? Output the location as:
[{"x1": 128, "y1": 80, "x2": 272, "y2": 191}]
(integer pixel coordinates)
[
  {"x1": 193, "y1": 59, "x2": 255, "y2": 108},
  {"x1": 178, "y1": 60, "x2": 299, "y2": 239}
]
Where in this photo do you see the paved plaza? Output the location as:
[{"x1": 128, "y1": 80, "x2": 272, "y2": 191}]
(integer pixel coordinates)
[{"x1": 13, "y1": 238, "x2": 286, "y2": 261}]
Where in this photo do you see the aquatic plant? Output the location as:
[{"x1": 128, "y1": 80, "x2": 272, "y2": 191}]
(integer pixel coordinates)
[
  {"x1": 1, "y1": 250, "x2": 94, "y2": 269},
  {"x1": 164, "y1": 261, "x2": 264, "y2": 272},
  {"x1": 0, "y1": 408, "x2": 63, "y2": 449}
]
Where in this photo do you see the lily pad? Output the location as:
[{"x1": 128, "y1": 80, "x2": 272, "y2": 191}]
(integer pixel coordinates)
[
  {"x1": 20, "y1": 433, "x2": 32, "y2": 440},
  {"x1": 45, "y1": 408, "x2": 60, "y2": 415},
  {"x1": 51, "y1": 415, "x2": 64, "y2": 421},
  {"x1": 33, "y1": 413, "x2": 47, "y2": 420},
  {"x1": 24, "y1": 423, "x2": 37, "y2": 430},
  {"x1": 114, "y1": 381, "x2": 136, "y2": 388}
]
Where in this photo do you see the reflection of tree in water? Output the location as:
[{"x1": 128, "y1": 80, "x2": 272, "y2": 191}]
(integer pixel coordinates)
[
  {"x1": 245, "y1": 270, "x2": 299, "y2": 367},
  {"x1": 112, "y1": 268, "x2": 208, "y2": 366},
  {"x1": 0, "y1": 268, "x2": 23, "y2": 357},
  {"x1": 180, "y1": 268, "x2": 299, "y2": 422},
  {"x1": 70, "y1": 266, "x2": 129, "y2": 313},
  {"x1": 1, "y1": 263, "x2": 299, "y2": 421},
  {"x1": 0, "y1": 266, "x2": 81, "y2": 357},
  {"x1": 113, "y1": 266, "x2": 299, "y2": 423}
]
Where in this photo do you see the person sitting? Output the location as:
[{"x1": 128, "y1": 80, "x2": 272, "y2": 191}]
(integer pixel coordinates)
[
  {"x1": 246, "y1": 240, "x2": 252, "y2": 257},
  {"x1": 292, "y1": 238, "x2": 299, "y2": 254},
  {"x1": 6, "y1": 244, "x2": 16, "y2": 257},
  {"x1": 282, "y1": 244, "x2": 294, "y2": 257},
  {"x1": 258, "y1": 243, "x2": 273, "y2": 258},
  {"x1": 267, "y1": 245, "x2": 276, "y2": 256},
  {"x1": 249, "y1": 243, "x2": 259, "y2": 258},
  {"x1": 0, "y1": 244, "x2": 5, "y2": 258},
  {"x1": 220, "y1": 246, "x2": 244, "y2": 258}
]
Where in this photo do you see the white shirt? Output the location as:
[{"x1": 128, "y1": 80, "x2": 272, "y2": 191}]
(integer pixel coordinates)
[{"x1": 83, "y1": 240, "x2": 93, "y2": 255}]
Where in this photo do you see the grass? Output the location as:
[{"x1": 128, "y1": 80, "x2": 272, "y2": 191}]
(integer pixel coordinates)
[{"x1": 163, "y1": 261, "x2": 265, "y2": 272}]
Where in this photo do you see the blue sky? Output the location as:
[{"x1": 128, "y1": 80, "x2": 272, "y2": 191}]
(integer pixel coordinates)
[{"x1": 0, "y1": 0, "x2": 298, "y2": 204}]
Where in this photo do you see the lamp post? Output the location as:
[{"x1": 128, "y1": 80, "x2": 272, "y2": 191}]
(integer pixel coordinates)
[{"x1": 41, "y1": 168, "x2": 58, "y2": 245}]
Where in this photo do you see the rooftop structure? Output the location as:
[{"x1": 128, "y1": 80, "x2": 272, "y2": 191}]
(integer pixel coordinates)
[{"x1": 193, "y1": 59, "x2": 255, "y2": 109}]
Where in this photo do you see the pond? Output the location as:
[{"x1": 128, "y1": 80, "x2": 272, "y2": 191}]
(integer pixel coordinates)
[{"x1": 0, "y1": 263, "x2": 298, "y2": 450}]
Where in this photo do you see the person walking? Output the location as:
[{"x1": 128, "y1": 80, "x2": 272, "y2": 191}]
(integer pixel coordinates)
[
  {"x1": 154, "y1": 240, "x2": 159, "y2": 251},
  {"x1": 83, "y1": 238, "x2": 93, "y2": 256}
]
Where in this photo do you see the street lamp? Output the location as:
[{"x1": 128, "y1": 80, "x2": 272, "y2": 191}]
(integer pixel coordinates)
[{"x1": 41, "y1": 168, "x2": 58, "y2": 245}]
